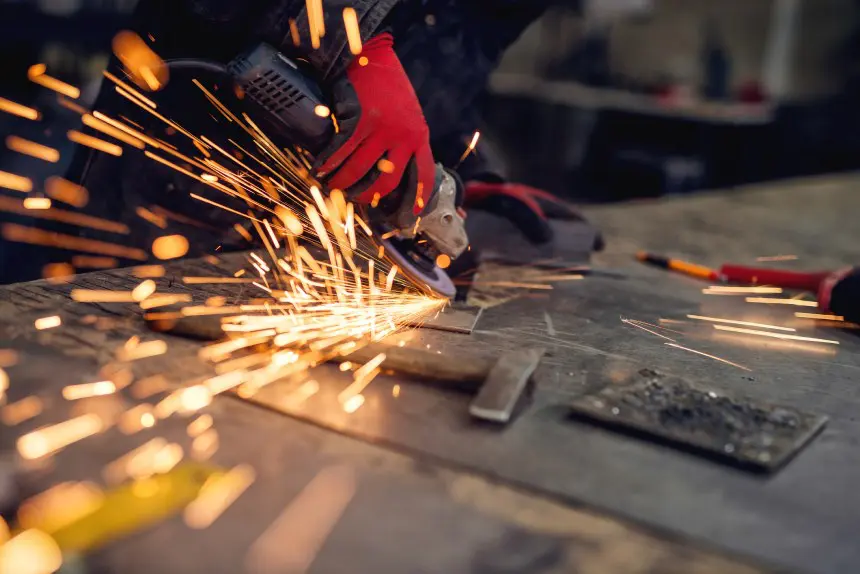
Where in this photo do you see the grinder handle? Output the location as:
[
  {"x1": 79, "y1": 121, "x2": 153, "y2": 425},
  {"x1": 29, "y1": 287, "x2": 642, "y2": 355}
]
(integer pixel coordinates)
[{"x1": 228, "y1": 43, "x2": 334, "y2": 154}]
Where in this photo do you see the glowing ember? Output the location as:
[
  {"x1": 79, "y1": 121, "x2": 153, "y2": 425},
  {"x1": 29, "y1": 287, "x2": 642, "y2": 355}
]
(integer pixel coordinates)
[
  {"x1": 62, "y1": 381, "x2": 116, "y2": 400},
  {"x1": 34, "y1": 316, "x2": 61, "y2": 330},
  {"x1": 45, "y1": 177, "x2": 88, "y2": 207},
  {"x1": 0, "y1": 170, "x2": 33, "y2": 193},
  {"x1": 687, "y1": 314, "x2": 796, "y2": 332},
  {"x1": 152, "y1": 234, "x2": 189, "y2": 259},
  {"x1": 2, "y1": 396, "x2": 43, "y2": 426},
  {"x1": 68, "y1": 130, "x2": 122, "y2": 156},
  {"x1": 17, "y1": 413, "x2": 104, "y2": 460},
  {"x1": 0, "y1": 529, "x2": 63, "y2": 574},
  {"x1": 6, "y1": 136, "x2": 59, "y2": 163},
  {"x1": 0, "y1": 96, "x2": 40, "y2": 120},
  {"x1": 184, "y1": 464, "x2": 255, "y2": 529},
  {"x1": 745, "y1": 297, "x2": 818, "y2": 307},
  {"x1": 343, "y1": 7, "x2": 363, "y2": 54},
  {"x1": 713, "y1": 325, "x2": 840, "y2": 345}
]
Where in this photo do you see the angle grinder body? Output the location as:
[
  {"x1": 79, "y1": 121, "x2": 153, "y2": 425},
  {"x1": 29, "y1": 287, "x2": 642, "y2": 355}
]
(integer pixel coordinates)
[{"x1": 224, "y1": 43, "x2": 465, "y2": 297}]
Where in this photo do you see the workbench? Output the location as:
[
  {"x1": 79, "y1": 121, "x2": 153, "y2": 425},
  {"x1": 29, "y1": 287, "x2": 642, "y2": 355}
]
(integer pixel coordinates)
[{"x1": 2, "y1": 172, "x2": 860, "y2": 574}]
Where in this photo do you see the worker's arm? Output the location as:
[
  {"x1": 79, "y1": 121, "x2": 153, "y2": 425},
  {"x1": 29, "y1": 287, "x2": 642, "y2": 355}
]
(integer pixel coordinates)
[{"x1": 314, "y1": 33, "x2": 435, "y2": 212}]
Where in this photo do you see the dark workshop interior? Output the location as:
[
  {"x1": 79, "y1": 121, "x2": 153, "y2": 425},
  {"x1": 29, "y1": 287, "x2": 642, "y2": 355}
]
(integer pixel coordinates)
[{"x1": 1, "y1": 0, "x2": 860, "y2": 573}]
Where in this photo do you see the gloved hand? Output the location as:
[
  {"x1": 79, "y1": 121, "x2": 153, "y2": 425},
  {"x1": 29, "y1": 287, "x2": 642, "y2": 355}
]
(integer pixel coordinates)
[
  {"x1": 316, "y1": 33, "x2": 434, "y2": 215},
  {"x1": 463, "y1": 181, "x2": 595, "y2": 245}
]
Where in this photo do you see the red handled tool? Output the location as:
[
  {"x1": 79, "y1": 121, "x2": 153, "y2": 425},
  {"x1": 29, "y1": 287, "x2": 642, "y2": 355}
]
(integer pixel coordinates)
[{"x1": 720, "y1": 264, "x2": 860, "y2": 322}]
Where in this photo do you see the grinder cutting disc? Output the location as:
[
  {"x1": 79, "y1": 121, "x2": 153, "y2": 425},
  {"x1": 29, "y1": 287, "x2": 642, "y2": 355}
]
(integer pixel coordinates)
[{"x1": 379, "y1": 233, "x2": 456, "y2": 298}]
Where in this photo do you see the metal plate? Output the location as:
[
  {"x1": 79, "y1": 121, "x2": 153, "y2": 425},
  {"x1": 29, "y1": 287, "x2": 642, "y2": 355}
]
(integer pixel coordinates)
[
  {"x1": 413, "y1": 305, "x2": 483, "y2": 334},
  {"x1": 568, "y1": 370, "x2": 828, "y2": 473},
  {"x1": 470, "y1": 347, "x2": 545, "y2": 424}
]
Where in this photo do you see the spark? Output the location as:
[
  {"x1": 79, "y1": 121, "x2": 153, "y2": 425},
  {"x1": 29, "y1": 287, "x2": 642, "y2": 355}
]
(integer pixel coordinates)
[
  {"x1": 28, "y1": 64, "x2": 81, "y2": 98},
  {"x1": 621, "y1": 318, "x2": 675, "y2": 341},
  {"x1": 132, "y1": 280, "x2": 157, "y2": 301},
  {"x1": 0, "y1": 196, "x2": 128, "y2": 233},
  {"x1": 377, "y1": 158, "x2": 395, "y2": 174},
  {"x1": 713, "y1": 325, "x2": 840, "y2": 345},
  {"x1": 184, "y1": 464, "x2": 256, "y2": 529},
  {"x1": 457, "y1": 131, "x2": 481, "y2": 165},
  {"x1": 0, "y1": 96, "x2": 40, "y2": 120},
  {"x1": 664, "y1": 343, "x2": 752, "y2": 371},
  {"x1": 119, "y1": 405, "x2": 157, "y2": 434},
  {"x1": 0, "y1": 529, "x2": 63, "y2": 574},
  {"x1": 0, "y1": 349, "x2": 18, "y2": 368},
  {"x1": 342, "y1": 394, "x2": 365, "y2": 413},
  {"x1": 435, "y1": 254, "x2": 451, "y2": 269},
  {"x1": 687, "y1": 314, "x2": 796, "y2": 332},
  {"x1": 338, "y1": 353, "x2": 386, "y2": 403},
  {"x1": 42, "y1": 263, "x2": 74, "y2": 283},
  {"x1": 131, "y1": 374, "x2": 170, "y2": 399},
  {"x1": 314, "y1": 105, "x2": 330, "y2": 117},
  {"x1": 358, "y1": 56, "x2": 369, "y2": 66},
  {"x1": 67, "y1": 130, "x2": 122, "y2": 156},
  {"x1": 245, "y1": 465, "x2": 356, "y2": 574},
  {"x1": 2, "y1": 224, "x2": 147, "y2": 259},
  {"x1": 139, "y1": 293, "x2": 193, "y2": 309},
  {"x1": 133, "y1": 265, "x2": 166, "y2": 278},
  {"x1": 343, "y1": 7, "x2": 363, "y2": 54},
  {"x1": 112, "y1": 30, "x2": 168, "y2": 91},
  {"x1": 62, "y1": 381, "x2": 116, "y2": 400},
  {"x1": 756, "y1": 255, "x2": 798, "y2": 262},
  {"x1": 17, "y1": 413, "x2": 104, "y2": 460},
  {"x1": 17, "y1": 482, "x2": 105, "y2": 533},
  {"x1": 0, "y1": 170, "x2": 33, "y2": 192},
  {"x1": 306, "y1": 0, "x2": 323, "y2": 48},
  {"x1": 6, "y1": 136, "x2": 59, "y2": 163},
  {"x1": 34, "y1": 316, "x2": 61, "y2": 330},
  {"x1": 187, "y1": 414, "x2": 214, "y2": 437},
  {"x1": 1, "y1": 396, "x2": 43, "y2": 426},
  {"x1": 116, "y1": 340, "x2": 168, "y2": 361},
  {"x1": 152, "y1": 234, "x2": 189, "y2": 259},
  {"x1": 71, "y1": 255, "x2": 117, "y2": 269},
  {"x1": 45, "y1": 177, "x2": 88, "y2": 207},
  {"x1": 191, "y1": 429, "x2": 219, "y2": 460},
  {"x1": 82, "y1": 113, "x2": 146, "y2": 149},
  {"x1": 745, "y1": 297, "x2": 818, "y2": 307},
  {"x1": 339, "y1": 362, "x2": 353, "y2": 371},
  {"x1": 71, "y1": 290, "x2": 136, "y2": 303},
  {"x1": 289, "y1": 19, "x2": 301, "y2": 46},
  {"x1": 795, "y1": 312, "x2": 844, "y2": 322},
  {"x1": 22, "y1": 198, "x2": 50, "y2": 210},
  {"x1": 233, "y1": 223, "x2": 254, "y2": 241},
  {"x1": 392, "y1": 384, "x2": 401, "y2": 397},
  {"x1": 703, "y1": 286, "x2": 783, "y2": 295}
]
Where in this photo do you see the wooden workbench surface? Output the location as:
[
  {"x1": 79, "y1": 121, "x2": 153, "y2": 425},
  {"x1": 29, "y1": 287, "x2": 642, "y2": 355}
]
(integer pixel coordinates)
[{"x1": 2, "y1": 172, "x2": 860, "y2": 573}]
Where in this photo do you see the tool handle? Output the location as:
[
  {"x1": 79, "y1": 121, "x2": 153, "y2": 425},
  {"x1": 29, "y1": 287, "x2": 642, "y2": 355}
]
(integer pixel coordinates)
[
  {"x1": 228, "y1": 44, "x2": 334, "y2": 154},
  {"x1": 719, "y1": 265, "x2": 830, "y2": 292}
]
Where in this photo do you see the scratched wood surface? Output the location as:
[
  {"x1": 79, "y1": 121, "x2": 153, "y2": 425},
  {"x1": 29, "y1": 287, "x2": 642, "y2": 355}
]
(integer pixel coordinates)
[{"x1": 5, "y1": 171, "x2": 860, "y2": 573}]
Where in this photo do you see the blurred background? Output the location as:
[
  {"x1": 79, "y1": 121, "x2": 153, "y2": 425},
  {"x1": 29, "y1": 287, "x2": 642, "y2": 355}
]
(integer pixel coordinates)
[{"x1": 1, "y1": 0, "x2": 859, "y2": 278}]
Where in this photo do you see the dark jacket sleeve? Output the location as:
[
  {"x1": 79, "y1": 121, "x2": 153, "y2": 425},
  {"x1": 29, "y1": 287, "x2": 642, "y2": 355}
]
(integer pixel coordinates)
[
  {"x1": 158, "y1": 0, "x2": 400, "y2": 80},
  {"x1": 258, "y1": 0, "x2": 400, "y2": 81}
]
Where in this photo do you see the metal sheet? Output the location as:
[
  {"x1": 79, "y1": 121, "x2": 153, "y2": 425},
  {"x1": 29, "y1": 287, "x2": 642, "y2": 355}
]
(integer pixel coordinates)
[
  {"x1": 470, "y1": 348, "x2": 545, "y2": 424},
  {"x1": 415, "y1": 305, "x2": 483, "y2": 334},
  {"x1": 568, "y1": 370, "x2": 828, "y2": 473}
]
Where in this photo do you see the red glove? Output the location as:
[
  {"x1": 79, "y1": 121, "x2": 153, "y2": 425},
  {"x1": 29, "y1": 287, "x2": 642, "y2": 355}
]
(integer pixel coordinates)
[
  {"x1": 464, "y1": 181, "x2": 592, "y2": 244},
  {"x1": 316, "y1": 34, "x2": 433, "y2": 215}
]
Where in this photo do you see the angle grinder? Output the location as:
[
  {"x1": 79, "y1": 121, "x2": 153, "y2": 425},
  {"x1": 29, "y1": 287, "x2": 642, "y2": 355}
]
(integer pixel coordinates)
[{"x1": 168, "y1": 44, "x2": 467, "y2": 297}]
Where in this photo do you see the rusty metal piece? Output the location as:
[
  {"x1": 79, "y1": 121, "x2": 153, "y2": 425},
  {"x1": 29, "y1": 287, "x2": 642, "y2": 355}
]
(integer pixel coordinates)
[
  {"x1": 469, "y1": 348, "x2": 545, "y2": 424},
  {"x1": 568, "y1": 370, "x2": 827, "y2": 473}
]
